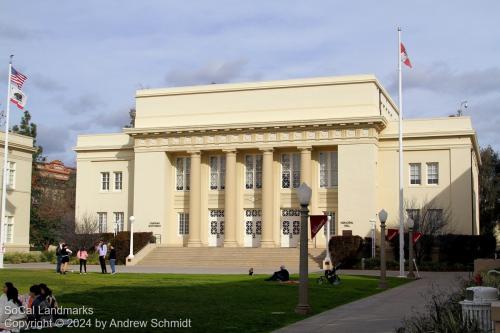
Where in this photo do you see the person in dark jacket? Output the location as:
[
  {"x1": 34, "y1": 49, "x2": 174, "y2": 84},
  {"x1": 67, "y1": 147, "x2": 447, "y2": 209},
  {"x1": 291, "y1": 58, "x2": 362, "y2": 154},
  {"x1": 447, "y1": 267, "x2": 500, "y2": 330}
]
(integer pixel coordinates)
[
  {"x1": 265, "y1": 265, "x2": 290, "y2": 281},
  {"x1": 55, "y1": 241, "x2": 64, "y2": 273},
  {"x1": 109, "y1": 244, "x2": 117, "y2": 275}
]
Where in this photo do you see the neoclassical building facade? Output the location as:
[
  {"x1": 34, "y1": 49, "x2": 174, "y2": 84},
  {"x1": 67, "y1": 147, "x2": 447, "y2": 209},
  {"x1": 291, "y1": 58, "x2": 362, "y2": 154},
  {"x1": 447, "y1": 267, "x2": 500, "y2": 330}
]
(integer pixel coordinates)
[
  {"x1": 75, "y1": 75, "x2": 480, "y2": 248},
  {"x1": 1, "y1": 132, "x2": 34, "y2": 252}
]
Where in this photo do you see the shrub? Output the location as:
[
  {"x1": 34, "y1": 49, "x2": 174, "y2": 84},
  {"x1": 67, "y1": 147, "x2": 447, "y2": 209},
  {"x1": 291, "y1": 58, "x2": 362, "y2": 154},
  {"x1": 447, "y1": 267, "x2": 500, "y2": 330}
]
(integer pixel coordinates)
[
  {"x1": 328, "y1": 235, "x2": 363, "y2": 268},
  {"x1": 437, "y1": 234, "x2": 496, "y2": 263},
  {"x1": 99, "y1": 232, "x2": 154, "y2": 264}
]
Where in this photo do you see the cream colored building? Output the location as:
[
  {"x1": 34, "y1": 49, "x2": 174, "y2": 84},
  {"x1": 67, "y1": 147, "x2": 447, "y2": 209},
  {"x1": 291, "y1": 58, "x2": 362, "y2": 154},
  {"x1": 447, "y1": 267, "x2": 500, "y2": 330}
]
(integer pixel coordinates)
[
  {"x1": 75, "y1": 75, "x2": 480, "y2": 249},
  {"x1": 1, "y1": 132, "x2": 35, "y2": 252}
]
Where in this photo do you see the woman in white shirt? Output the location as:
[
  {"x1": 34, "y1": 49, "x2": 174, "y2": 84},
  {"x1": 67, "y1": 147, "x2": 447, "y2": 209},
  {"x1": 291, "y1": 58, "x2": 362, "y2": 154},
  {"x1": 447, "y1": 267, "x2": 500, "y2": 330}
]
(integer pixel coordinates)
[{"x1": 0, "y1": 287, "x2": 27, "y2": 333}]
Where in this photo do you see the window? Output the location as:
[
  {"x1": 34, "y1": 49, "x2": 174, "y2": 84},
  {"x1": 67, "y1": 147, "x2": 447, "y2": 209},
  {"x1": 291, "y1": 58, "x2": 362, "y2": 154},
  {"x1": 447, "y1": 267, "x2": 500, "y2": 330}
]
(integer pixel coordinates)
[
  {"x1": 427, "y1": 209, "x2": 443, "y2": 223},
  {"x1": 101, "y1": 172, "x2": 110, "y2": 191},
  {"x1": 323, "y1": 211, "x2": 336, "y2": 236},
  {"x1": 281, "y1": 153, "x2": 300, "y2": 189},
  {"x1": 427, "y1": 163, "x2": 439, "y2": 185},
  {"x1": 409, "y1": 163, "x2": 421, "y2": 185},
  {"x1": 5, "y1": 216, "x2": 13, "y2": 243},
  {"x1": 209, "y1": 156, "x2": 226, "y2": 190},
  {"x1": 406, "y1": 209, "x2": 420, "y2": 230},
  {"x1": 176, "y1": 157, "x2": 191, "y2": 191},
  {"x1": 319, "y1": 152, "x2": 338, "y2": 188},
  {"x1": 97, "y1": 212, "x2": 107, "y2": 233},
  {"x1": 114, "y1": 172, "x2": 123, "y2": 191},
  {"x1": 245, "y1": 155, "x2": 262, "y2": 189},
  {"x1": 178, "y1": 212, "x2": 189, "y2": 235},
  {"x1": 6, "y1": 162, "x2": 15, "y2": 188},
  {"x1": 114, "y1": 212, "x2": 124, "y2": 232}
]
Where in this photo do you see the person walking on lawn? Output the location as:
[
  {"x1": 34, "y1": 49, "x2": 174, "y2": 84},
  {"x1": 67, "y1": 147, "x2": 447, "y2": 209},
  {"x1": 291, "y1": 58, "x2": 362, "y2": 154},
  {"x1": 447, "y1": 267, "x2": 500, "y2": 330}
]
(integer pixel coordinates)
[{"x1": 55, "y1": 241, "x2": 64, "y2": 273}]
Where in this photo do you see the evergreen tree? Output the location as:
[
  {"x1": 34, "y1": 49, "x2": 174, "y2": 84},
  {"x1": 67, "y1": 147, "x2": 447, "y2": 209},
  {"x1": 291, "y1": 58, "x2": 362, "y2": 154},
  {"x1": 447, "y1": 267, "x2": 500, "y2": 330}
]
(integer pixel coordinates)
[
  {"x1": 11, "y1": 110, "x2": 45, "y2": 161},
  {"x1": 479, "y1": 146, "x2": 500, "y2": 235}
]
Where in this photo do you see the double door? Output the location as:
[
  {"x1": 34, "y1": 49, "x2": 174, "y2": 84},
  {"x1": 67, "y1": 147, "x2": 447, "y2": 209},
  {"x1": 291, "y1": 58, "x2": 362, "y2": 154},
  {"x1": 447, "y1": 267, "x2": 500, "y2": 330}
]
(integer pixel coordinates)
[
  {"x1": 281, "y1": 209, "x2": 301, "y2": 247},
  {"x1": 208, "y1": 209, "x2": 224, "y2": 247},
  {"x1": 244, "y1": 209, "x2": 262, "y2": 247}
]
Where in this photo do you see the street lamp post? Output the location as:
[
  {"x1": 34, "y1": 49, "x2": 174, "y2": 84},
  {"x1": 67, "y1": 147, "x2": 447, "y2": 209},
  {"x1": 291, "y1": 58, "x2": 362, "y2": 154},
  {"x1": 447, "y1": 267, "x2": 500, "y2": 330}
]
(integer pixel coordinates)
[
  {"x1": 295, "y1": 182, "x2": 312, "y2": 315},
  {"x1": 127, "y1": 216, "x2": 135, "y2": 261},
  {"x1": 407, "y1": 217, "x2": 415, "y2": 279},
  {"x1": 378, "y1": 209, "x2": 388, "y2": 289}
]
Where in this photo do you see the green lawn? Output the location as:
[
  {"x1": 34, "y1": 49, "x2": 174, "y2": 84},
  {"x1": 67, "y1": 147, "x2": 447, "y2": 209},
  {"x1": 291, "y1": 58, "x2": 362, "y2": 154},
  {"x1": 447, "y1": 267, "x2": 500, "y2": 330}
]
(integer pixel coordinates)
[{"x1": 0, "y1": 270, "x2": 409, "y2": 333}]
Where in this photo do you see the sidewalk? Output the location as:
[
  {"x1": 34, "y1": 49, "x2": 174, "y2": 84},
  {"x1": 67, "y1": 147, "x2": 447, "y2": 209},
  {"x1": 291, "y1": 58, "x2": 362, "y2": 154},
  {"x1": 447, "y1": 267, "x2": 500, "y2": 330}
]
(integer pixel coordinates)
[{"x1": 273, "y1": 271, "x2": 469, "y2": 333}]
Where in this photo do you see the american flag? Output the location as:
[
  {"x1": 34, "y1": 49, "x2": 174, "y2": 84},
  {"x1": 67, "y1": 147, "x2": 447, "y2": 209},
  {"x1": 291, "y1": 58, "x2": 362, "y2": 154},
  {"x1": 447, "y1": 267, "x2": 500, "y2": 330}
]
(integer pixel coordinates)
[{"x1": 10, "y1": 67, "x2": 28, "y2": 88}]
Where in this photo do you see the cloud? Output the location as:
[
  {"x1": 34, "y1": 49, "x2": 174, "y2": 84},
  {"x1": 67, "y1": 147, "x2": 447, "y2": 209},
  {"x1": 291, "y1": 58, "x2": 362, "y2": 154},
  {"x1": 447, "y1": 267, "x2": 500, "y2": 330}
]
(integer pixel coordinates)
[
  {"x1": 388, "y1": 64, "x2": 500, "y2": 96},
  {"x1": 0, "y1": 23, "x2": 35, "y2": 40},
  {"x1": 31, "y1": 74, "x2": 67, "y2": 92},
  {"x1": 37, "y1": 125, "x2": 72, "y2": 156},
  {"x1": 165, "y1": 59, "x2": 249, "y2": 86},
  {"x1": 62, "y1": 93, "x2": 105, "y2": 115}
]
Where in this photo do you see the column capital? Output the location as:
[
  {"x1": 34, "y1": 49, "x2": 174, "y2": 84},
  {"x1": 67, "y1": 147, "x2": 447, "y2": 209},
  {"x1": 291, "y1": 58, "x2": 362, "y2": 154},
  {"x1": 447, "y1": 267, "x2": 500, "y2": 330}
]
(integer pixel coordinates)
[
  {"x1": 187, "y1": 150, "x2": 201, "y2": 156},
  {"x1": 297, "y1": 145, "x2": 313, "y2": 152},
  {"x1": 222, "y1": 148, "x2": 237, "y2": 154},
  {"x1": 259, "y1": 147, "x2": 274, "y2": 153}
]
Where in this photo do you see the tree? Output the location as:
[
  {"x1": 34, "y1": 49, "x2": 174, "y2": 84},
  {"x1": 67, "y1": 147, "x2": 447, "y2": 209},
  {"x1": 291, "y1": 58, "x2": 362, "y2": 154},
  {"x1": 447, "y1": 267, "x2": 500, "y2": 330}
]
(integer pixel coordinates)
[
  {"x1": 479, "y1": 146, "x2": 500, "y2": 236},
  {"x1": 124, "y1": 108, "x2": 136, "y2": 128},
  {"x1": 11, "y1": 110, "x2": 45, "y2": 161},
  {"x1": 63, "y1": 212, "x2": 101, "y2": 250}
]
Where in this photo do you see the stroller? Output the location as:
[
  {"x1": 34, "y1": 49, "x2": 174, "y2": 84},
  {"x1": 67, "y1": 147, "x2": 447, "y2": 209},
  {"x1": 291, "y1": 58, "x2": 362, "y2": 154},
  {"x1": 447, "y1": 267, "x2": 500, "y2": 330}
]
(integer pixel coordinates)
[{"x1": 317, "y1": 262, "x2": 341, "y2": 285}]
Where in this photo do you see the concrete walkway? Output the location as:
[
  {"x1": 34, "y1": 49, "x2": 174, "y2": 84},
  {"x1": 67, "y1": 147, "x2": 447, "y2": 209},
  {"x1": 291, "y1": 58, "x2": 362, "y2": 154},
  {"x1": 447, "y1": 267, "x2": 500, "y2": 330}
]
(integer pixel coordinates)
[{"x1": 274, "y1": 271, "x2": 469, "y2": 333}]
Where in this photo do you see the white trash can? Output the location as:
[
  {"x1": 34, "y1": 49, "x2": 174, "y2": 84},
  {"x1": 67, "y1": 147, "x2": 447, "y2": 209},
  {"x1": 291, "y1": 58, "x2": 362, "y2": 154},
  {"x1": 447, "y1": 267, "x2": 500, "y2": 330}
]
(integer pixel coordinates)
[{"x1": 459, "y1": 286, "x2": 498, "y2": 332}]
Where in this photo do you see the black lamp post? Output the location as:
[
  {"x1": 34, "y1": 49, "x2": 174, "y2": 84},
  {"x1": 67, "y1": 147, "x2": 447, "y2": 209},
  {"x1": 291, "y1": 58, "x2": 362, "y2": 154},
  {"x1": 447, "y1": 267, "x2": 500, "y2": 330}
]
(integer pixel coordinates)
[
  {"x1": 295, "y1": 182, "x2": 312, "y2": 315},
  {"x1": 378, "y1": 209, "x2": 388, "y2": 289}
]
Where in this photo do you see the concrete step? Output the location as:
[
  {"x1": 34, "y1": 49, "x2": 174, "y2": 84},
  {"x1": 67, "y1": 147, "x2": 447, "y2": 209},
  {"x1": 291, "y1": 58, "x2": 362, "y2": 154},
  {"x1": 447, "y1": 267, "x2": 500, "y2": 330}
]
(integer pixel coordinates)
[{"x1": 136, "y1": 247, "x2": 326, "y2": 269}]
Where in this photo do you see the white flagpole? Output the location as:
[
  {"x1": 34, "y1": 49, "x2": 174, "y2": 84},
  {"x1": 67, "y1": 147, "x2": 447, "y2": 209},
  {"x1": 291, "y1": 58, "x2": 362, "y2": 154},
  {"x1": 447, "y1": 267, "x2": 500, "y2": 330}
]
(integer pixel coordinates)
[
  {"x1": 0, "y1": 55, "x2": 14, "y2": 269},
  {"x1": 398, "y1": 28, "x2": 405, "y2": 277}
]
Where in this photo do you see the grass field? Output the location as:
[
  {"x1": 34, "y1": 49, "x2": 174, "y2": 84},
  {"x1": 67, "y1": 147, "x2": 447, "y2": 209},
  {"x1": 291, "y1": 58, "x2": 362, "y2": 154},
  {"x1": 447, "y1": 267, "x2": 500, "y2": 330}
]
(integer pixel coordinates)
[{"x1": 0, "y1": 270, "x2": 409, "y2": 333}]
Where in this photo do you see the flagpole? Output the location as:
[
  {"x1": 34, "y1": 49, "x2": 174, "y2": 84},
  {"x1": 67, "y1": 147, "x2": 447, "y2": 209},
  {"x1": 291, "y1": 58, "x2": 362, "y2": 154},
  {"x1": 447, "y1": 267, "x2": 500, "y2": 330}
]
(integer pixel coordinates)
[
  {"x1": 397, "y1": 28, "x2": 405, "y2": 277},
  {"x1": 0, "y1": 55, "x2": 14, "y2": 269}
]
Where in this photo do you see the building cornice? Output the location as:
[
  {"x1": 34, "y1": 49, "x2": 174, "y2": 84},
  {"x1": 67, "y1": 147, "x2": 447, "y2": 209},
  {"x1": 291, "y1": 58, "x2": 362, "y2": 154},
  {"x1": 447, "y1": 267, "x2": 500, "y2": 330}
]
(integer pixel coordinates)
[{"x1": 123, "y1": 116, "x2": 388, "y2": 136}]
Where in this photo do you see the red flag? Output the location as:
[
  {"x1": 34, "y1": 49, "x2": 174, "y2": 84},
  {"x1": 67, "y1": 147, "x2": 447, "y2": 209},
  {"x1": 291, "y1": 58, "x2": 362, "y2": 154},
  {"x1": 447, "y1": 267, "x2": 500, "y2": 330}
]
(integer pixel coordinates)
[
  {"x1": 413, "y1": 232, "x2": 422, "y2": 244},
  {"x1": 387, "y1": 228, "x2": 399, "y2": 241},
  {"x1": 310, "y1": 215, "x2": 328, "y2": 239},
  {"x1": 400, "y1": 43, "x2": 412, "y2": 68}
]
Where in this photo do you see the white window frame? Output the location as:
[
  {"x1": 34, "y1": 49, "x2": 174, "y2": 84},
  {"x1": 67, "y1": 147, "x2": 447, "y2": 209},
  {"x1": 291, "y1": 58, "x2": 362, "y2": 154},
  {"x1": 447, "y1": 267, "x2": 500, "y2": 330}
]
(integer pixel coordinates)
[
  {"x1": 176, "y1": 157, "x2": 191, "y2": 191},
  {"x1": 209, "y1": 156, "x2": 226, "y2": 190},
  {"x1": 101, "y1": 172, "x2": 110, "y2": 191},
  {"x1": 427, "y1": 162, "x2": 439, "y2": 185},
  {"x1": 323, "y1": 211, "x2": 336, "y2": 236},
  {"x1": 245, "y1": 154, "x2": 263, "y2": 189},
  {"x1": 6, "y1": 161, "x2": 15, "y2": 189},
  {"x1": 5, "y1": 216, "x2": 14, "y2": 243},
  {"x1": 97, "y1": 212, "x2": 107, "y2": 233},
  {"x1": 319, "y1": 152, "x2": 338, "y2": 188},
  {"x1": 409, "y1": 163, "x2": 421, "y2": 185},
  {"x1": 114, "y1": 171, "x2": 123, "y2": 191},
  {"x1": 178, "y1": 212, "x2": 189, "y2": 235},
  {"x1": 114, "y1": 212, "x2": 124, "y2": 232},
  {"x1": 281, "y1": 153, "x2": 300, "y2": 189}
]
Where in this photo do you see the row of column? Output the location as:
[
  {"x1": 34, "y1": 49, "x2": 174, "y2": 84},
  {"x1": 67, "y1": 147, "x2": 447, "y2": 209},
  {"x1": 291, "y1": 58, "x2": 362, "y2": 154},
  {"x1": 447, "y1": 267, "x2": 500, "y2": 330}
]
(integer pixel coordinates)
[{"x1": 186, "y1": 146, "x2": 312, "y2": 247}]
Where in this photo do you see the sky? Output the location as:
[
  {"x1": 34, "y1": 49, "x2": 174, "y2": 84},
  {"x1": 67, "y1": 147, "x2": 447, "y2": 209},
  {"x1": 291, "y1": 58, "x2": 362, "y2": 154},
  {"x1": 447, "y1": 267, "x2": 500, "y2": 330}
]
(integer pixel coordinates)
[{"x1": 1, "y1": 1, "x2": 499, "y2": 165}]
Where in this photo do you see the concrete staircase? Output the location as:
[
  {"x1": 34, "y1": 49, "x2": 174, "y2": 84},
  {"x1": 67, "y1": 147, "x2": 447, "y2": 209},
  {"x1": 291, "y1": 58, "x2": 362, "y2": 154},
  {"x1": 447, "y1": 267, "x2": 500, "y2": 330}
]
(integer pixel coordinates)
[{"x1": 136, "y1": 247, "x2": 326, "y2": 271}]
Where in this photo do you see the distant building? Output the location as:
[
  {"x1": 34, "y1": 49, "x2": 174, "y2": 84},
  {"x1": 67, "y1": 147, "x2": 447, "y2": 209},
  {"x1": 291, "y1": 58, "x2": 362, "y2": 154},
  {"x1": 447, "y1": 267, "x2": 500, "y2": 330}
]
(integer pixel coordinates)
[
  {"x1": 0, "y1": 131, "x2": 35, "y2": 252},
  {"x1": 35, "y1": 160, "x2": 76, "y2": 182},
  {"x1": 75, "y1": 75, "x2": 480, "y2": 249}
]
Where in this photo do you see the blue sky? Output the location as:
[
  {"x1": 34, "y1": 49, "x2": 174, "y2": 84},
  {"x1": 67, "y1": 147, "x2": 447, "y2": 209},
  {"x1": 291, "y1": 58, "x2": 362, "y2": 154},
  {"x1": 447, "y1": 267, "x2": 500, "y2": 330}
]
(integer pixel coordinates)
[{"x1": 1, "y1": 1, "x2": 499, "y2": 165}]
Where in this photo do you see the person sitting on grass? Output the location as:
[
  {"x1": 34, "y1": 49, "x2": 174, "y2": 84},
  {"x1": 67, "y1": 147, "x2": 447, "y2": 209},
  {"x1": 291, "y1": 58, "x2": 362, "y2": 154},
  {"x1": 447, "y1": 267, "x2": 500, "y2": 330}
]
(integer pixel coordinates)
[
  {"x1": 0, "y1": 287, "x2": 27, "y2": 333},
  {"x1": 39, "y1": 284, "x2": 58, "y2": 309},
  {"x1": 0, "y1": 282, "x2": 15, "y2": 306},
  {"x1": 27, "y1": 285, "x2": 50, "y2": 323},
  {"x1": 265, "y1": 265, "x2": 290, "y2": 282}
]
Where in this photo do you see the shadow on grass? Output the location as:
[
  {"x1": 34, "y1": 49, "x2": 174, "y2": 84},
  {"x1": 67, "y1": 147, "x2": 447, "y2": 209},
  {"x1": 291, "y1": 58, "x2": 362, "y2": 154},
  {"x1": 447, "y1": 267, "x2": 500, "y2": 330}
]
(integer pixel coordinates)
[{"x1": 1, "y1": 270, "x2": 408, "y2": 333}]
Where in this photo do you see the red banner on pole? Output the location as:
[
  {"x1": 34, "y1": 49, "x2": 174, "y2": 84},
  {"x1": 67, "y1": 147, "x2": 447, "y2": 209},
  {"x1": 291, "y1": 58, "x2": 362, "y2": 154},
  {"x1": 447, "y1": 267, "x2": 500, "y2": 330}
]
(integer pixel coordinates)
[
  {"x1": 387, "y1": 228, "x2": 399, "y2": 241},
  {"x1": 310, "y1": 215, "x2": 328, "y2": 239},
  {"x1": 413, "y1": 232, "x2": 422, "y2": 244}
]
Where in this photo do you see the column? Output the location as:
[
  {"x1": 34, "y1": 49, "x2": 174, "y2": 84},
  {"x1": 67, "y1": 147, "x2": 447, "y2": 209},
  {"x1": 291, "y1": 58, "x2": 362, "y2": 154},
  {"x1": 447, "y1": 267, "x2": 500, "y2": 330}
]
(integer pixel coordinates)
[
  {"x1": 188, "y1": 150, "x2": 202, "y2": 247},
  {"x1": 298, "y1": 146, "x2": 313, "y2": 247},
  {"x1": 260, "y1": 148, "x2": 275, "y2": 248},
  {"x1": 224, "y1": 149, "x2": 237, "y2": 247}
]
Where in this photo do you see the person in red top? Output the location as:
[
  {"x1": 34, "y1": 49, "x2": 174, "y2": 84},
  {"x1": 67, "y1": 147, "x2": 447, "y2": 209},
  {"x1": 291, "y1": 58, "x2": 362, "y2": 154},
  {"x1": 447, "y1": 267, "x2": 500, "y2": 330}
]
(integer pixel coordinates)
[{"x1": 77, "y1": 247, "x2": 88, "y2": 274}]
